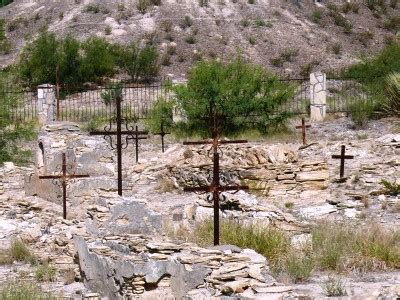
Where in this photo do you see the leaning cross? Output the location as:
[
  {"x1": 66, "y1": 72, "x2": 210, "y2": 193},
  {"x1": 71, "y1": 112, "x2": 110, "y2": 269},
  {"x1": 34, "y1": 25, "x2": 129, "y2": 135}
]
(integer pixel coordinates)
[
  {"x1": 90, "y1": 96, "x2": 148, "y2": 196},
  {"x1": 39, "y1": 153, "x2": 89, "y2": 219},
  {"x1": 183, "y1": 110, "x2": 249, "y2": 246},
  {"x1": 332, "y1": 145, "x2": 354, "y2": 181},
  {"x1": 153, "y1": 120, "x2": 171, "y2": 153},
  {"x1": 295, "y1": 117, "x2": 311, "y2": 145}
]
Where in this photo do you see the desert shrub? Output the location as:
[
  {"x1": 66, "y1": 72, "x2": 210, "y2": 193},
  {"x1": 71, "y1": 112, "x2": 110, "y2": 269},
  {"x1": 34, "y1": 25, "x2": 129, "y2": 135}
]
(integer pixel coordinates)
[
  {"x1": 117, "y1": 43, "x2": 159, "y2": 82},
  {"x1": 0, "y1": 74, "x2": 35, "y2": 165},
  {"x1": 173, "y1": 56, "x2": 295, "y2": 136},
  {"x1": 0, "y1": 19, "x2": 11, "y2": 54},
  {"x1": 311, "y1": 9, "x2": 324, "y2": 24},
  {"x1": 184, "y1": 34, "x2": 196, "y2": 44},
  {"x1": 145, "y1": 98, "x2": 174, "y2": 134},
  {"x1": 83, "y1": 3, "x2": 100, "y2": 13},
  {"x1": 105, "y1": 25, "x2": 112, "y2": 35},
  {"x1": 0, "y1": 0, "x2": 13, "y2": 7},
  {"x1": 331, "y1": 42, "x2": 342, "y2": 55},
  {"x1": 365, "y1": 0, "x2": 386, "y2": 10},
  {"x1": 383, "y1": 73, "x2": 400, "y2": 116},
  {"x1": 321, "y1": 277, "x2": 347, "y2": 297},
  {"x1": 348, "y1": 98, "x2": 375, "y2": 128},
  {"x1": 390, "y1": 0, "x2": 398, "y2": 8},
  {"x1": 254, "y1": 18, "x2": 266, "y2": 27},
  {"x1": 137, "y1": 0, "x2": 151, "y2": 13},
  {"x1": 18, "y1": 29, "x2": 60, "y2": 85},
  {"x1": 345, "y1": 42, "x2": 400, "y2": 107},
  {"x1": 35, "y1": 264, "x2": 56, "y2": 282},
  {"x1": 0, "y1": 280, "x2": 58, "y2": 299},
  {"x1": 384, "y1": 16, "x2": 400, "y2": 31},
  {"x1": 198, "y1": 0, "x2": 208, "y2": 6},
  {"x1": 357, "y1": 31, "x2": 374, "y2": 46},
  {"x1": 181, "y1": 15, "x2": 193, "y2": 28},
  {"x1": 380, "y1": 178, "x2": 400, "y2": 195},
  {"x1": 161, "y1": 54, "x2": 171, "y2": 66},
  {"x1": 101, "y1": 82, "x2": 123, "y2": 105},
  {"x1": 79, "y1": 36, "x2": 116, "y2": 82},
  {"x1": 9, "y1": 239, "x2": 36, "y2": 263}
]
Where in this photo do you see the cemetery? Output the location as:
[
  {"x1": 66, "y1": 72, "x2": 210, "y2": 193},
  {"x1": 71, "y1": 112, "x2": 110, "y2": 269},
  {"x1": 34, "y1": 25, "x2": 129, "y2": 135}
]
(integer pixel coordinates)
[
  {"x1": 0, "y1": 1, "x2": 398, "y2": 294},
  {"x1": 0, "y1": 64, "x2": 399, "y2": 300}
]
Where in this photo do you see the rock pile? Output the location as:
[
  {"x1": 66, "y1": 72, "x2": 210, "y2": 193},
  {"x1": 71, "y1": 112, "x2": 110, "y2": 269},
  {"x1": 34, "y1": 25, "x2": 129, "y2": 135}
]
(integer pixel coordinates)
[{"x1": 74, "y1": 235, "x2": 295, "y2": 299}]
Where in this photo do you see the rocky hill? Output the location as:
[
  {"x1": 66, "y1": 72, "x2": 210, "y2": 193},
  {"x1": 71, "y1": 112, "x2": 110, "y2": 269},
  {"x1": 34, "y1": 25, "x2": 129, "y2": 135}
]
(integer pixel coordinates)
[{"x1": 0, "y1": 0, "x2": 398, "y2": 77}]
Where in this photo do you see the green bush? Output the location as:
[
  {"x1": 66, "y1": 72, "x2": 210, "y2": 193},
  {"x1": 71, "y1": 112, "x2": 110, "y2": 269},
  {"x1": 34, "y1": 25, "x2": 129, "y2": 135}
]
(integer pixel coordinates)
[
  {"x1": 0, "y1": 75, "x2": 35, "y2": 165},
  {"x1": 17, "y1": 29, "x2": 160, "y2": 85},
  {"x1": 380, "y1": 178, "x2": 400, "y2": 195},
  {"x1": 117, "y1": 43, "x2": 159, "y2": 82},
  {"x1": 35, "y1": 264, "x2": 56, "y2": 282},
  {"x1": 348, "y1": 98, "x2": 375, "y2": 128},
  {"x1": 79, "y1": 36, "x2": 116, "y2": 82},
  {"x1": 321, "y1": 277, "x2": 347, "y2": 297},
  {"x1": 383, "y1": 73, "x2": 400, "y2": 116},
  {"x1": 0, "y1": 0, "x2": 13, "y2": 7},
  {"x1": 18, "y1": 29, "x2": 60, "y2": 85},
  {"x1": 145, "y1": 98, "x2": 174, "y2": 134},
  {"x1": 173, "y1": 56, "x2": 295, "y2": 136},
  {"x1": 101, "y1": 82, "x2": 123, "y2": 105}
]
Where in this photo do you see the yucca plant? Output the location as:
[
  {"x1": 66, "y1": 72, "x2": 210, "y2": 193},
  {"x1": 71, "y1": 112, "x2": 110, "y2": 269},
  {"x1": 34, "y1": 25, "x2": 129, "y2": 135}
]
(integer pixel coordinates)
[{"x1": 384, "y1": 73, "x2": 400, "y2": 116}]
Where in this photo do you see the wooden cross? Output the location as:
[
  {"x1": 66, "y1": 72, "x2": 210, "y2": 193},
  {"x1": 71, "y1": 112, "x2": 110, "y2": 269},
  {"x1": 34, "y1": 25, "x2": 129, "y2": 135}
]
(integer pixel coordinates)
[
  {"x1": 39, "y1": 153, "x2": 89, "y2": 219},
  {"x1": 90, "y1": 96, "x2": 148, "y2": 196},
  {"x1": 154, "y1": 120, "x2": 171, "y2": 153},
  {"x1": 332, "y1": 145, "x2": 354, "y2": 180},
  {"x1": 183, "y1": 109, "x2": 249, "y2": 246},
  {"x1": 295, "y1": 118, "x2": 311, "y2": 145}
]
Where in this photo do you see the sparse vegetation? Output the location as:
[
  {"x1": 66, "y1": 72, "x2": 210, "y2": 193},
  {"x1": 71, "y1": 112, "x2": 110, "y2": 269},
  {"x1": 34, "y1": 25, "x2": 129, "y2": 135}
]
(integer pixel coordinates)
[
  {"x1": 0, "y1": 0, "x2": 13, "y2": 7},
  {"x1": 35, "y1": 264, "x2": 57, "y2": 282},
  {"x1": 349, "y1": 98, "x2": 375, "y2": 128},
  {"x1": 383, "y1": 16, "x2": 400, "y2": 31},
  {"x1": 83, "y1": 3, "x2": 100, "y2": 14},
  {"x1": 0, "y1": 280, "x2": 58, "y2": 299},
  {"x1": 383, "y1": 73, "x2": 400, "y2": 116},
  {"x1": 321, "y1": 277, "x2": 347, "y2": 297},
  {"x1": 330, "y1": 42, "x2": 341, "y2": 55},
  {"x1": 176, "y1": 219, "x2": 400, "y2": 282},
  {"x1": 104, "y1": 25, "x2": 112, "y2": 35},
  {"x1": 380, "y1": 178, "x2": 400, "y2": 195},
  {"x1": 198, "y1": 0, "x2": 208, "y2": 7},
  {"x1": 356, "y1": 31, "x2": 374, "y2": 46},
  {"x1": 181, "y1": 15, "x2": 193, "y2": 29},
  {"x1": 185, "y1": 35, "x2": 196, "y2": 44},
  {"x1": 311, "y1": 9, "x2": 324, "y2": 24}
]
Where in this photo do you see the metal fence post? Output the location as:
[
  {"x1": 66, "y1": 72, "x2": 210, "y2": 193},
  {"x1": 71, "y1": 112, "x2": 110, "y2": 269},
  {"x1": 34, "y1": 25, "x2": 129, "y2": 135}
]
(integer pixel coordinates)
[
  {"x1": 37, "y1": 84, "x2": 56, "y2": 126},
  {"x1": 309, "y1": 72, "x2": 326, "y2": 122}
]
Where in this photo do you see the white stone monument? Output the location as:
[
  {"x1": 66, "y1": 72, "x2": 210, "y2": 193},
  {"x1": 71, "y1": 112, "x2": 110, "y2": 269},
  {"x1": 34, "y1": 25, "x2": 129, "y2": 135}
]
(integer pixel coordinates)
[
  {"x1": 37, "y1": 84, "x2": 56, "y2": 126},
  {"x1": 309, "y1": 72, "x2": 326, "y2": 122}
]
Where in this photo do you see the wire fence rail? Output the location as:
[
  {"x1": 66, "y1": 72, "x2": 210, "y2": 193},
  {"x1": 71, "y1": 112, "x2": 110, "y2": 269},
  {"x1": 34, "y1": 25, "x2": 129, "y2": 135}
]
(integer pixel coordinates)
[{"x1": 1, "y1": 73, "x2": 380, "y2": 124}]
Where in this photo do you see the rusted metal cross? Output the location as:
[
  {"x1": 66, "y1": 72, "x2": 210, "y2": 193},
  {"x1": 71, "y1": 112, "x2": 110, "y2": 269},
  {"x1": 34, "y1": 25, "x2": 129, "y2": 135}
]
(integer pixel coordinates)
[
  {"x1": 183, "y1": 110, "x2": 249, "y2": 246},
  {"x1": 295, "y1": 118, "x2": 311, "y2": 145},
  {"x1": 127, "y1": 125, "x2": 149, "y2": 163},
  {"x1": 153, "y1": 120, "x2": 171, "y2": 153},
  {"x1": 332, "y1": 145, "x2": 354, "y2": 181},
  {"x1": 39, "y1": 153, "x2": 89, "y2": 219},
  {"x1": 90, "y1": 96, "x2": 148, "y2": 196}
]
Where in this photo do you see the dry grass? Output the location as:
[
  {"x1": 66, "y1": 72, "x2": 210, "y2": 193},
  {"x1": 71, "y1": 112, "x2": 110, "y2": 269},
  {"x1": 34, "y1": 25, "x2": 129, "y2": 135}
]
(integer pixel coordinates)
[
  {"x1": 0, "y1": 280, "x2": 58, "y2": 300},
  {"x1": 0, "y1": 239, "x2": 36, "y2": 265},
  {"x1": 175, "y1": 219, "x2": 400, "y2": 282}
]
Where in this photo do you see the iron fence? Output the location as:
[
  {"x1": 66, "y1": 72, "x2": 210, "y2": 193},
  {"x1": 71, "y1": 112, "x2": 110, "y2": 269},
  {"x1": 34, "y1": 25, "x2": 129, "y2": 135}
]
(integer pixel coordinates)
[{"x1": 0, "y1": 72, "x2": 382, "y2": 124}]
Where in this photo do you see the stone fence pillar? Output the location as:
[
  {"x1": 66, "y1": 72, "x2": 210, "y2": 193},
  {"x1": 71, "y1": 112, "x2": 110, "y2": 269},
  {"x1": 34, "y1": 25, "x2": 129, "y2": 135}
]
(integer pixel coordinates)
[
  {"x1": 37, "y1": 84, "x2": 56, "y2": 126},
  {"x1": 309, "y1": 72, "x2": 326, "y2": 122}
]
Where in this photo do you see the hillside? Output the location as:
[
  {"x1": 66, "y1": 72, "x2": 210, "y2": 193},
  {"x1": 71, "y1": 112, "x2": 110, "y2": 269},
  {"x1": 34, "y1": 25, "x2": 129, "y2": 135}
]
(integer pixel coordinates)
[{"x1": 0, "y1": 0, "x2": 398, "y2": 78}]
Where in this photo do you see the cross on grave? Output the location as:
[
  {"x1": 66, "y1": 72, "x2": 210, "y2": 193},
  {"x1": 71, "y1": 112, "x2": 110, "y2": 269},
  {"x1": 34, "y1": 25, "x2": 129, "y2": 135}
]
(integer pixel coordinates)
[
  {"x1": 90, "y1": 95, "x2": 148, "y2": 196},
  {"x1": 183, "y1": 109, "x2": 249, "y2": 246},
  {"x1": 39, "y1": 152, "x2": 89, "y2": 219},
  {"x1": 127, "y1": 125, "x2": 149, "y2": 163},
  {"x1": 332, "y1": 145, "x2": 354, "y2": 181},
  {"x1": 295, "y1": 117, "x2": 311, "y2": 145},
  {"x1": 153, "y1": 120, "x2": 171, "y2": 153}
]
